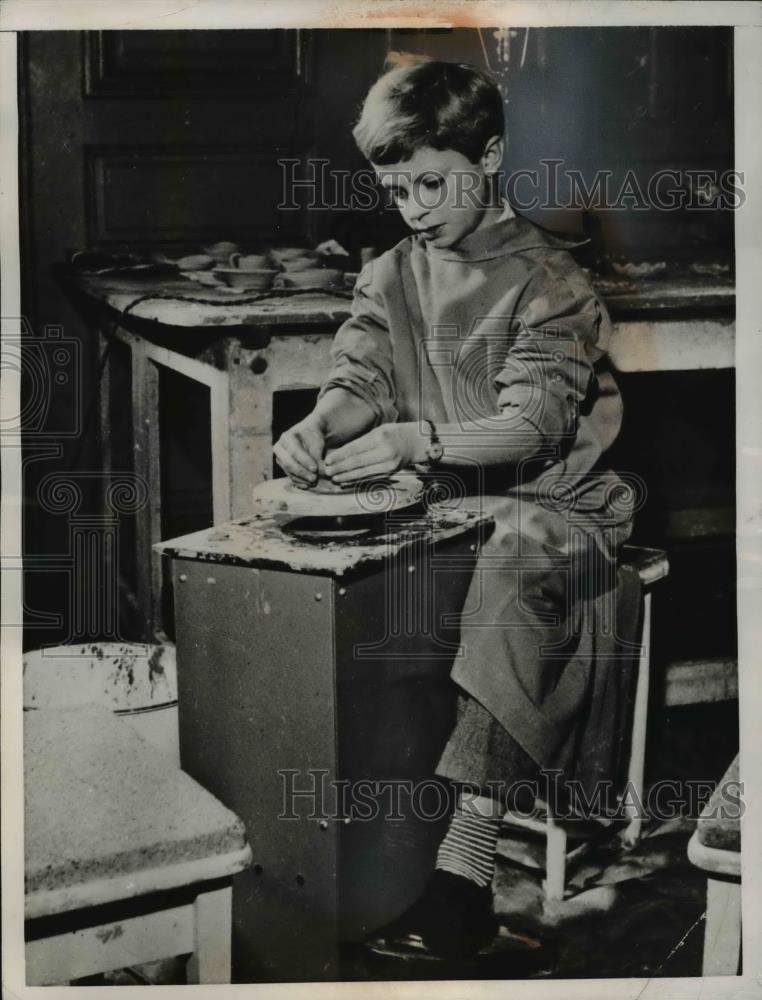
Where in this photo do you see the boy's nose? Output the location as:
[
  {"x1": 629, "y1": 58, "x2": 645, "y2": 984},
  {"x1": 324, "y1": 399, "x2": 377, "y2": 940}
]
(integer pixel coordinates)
[{"x1": 406, "y1": 200, "x2": 429, "y2": 224}]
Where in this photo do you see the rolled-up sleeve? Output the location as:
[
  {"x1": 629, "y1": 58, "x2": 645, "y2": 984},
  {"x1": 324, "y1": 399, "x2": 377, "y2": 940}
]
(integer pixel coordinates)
[
  {"x1": 318, "y1": 262, "x2": 398, "y2": 425},
  {"x1": 494, "y1": 268, "x2": 608, "y2": 453}
]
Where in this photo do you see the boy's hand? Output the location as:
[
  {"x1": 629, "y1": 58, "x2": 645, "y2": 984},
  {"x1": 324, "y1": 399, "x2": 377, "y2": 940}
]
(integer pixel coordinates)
[
  {"x1": 273, "y1": 415, "x2": 326, "y2": 487},
  {"x1": 323, "y1": 422, "x2": 427, "y2": 484}
]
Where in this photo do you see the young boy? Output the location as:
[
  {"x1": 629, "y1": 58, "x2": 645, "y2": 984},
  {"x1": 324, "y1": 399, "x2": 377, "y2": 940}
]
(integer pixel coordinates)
[{"x1": 274, "y1": 61, "x2": 636, "y2": 960}]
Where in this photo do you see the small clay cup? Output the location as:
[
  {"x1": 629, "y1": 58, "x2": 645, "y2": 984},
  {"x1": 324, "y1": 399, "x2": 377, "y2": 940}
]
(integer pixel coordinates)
[
  {"x1": 229, "y1": 252, "x2": 270, "y2": 271},
  {"x1": 203, "y1": 241, "x2": 240, "y2": 263}
]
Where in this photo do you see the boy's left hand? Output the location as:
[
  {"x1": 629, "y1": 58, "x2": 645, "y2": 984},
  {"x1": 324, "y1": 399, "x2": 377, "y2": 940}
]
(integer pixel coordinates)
[{"x1": 324, "y1": 422, "x2": 427, "y2": 483}]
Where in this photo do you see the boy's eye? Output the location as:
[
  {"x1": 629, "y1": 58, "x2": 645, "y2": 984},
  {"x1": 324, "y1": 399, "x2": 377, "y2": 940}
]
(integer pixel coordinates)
[{"x1": 420, "y1": 176, "x2": 443, "y2": 191}]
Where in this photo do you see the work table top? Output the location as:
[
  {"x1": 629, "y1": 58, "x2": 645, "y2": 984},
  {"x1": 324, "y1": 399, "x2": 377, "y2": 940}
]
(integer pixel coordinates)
[
  {"x1": 61, "y1": 267, "x2": 734, "y2": 332},
  {"x1": 63, "y1": 269, "x2": 354, "y2": 329},
  {"x1": 156, "y1": 506, "x2": 493, "y2": 577}
]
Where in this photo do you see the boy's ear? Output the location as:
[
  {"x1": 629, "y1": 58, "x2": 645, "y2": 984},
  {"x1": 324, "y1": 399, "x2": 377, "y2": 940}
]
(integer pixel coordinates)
[{"x1": 481, "y1": 135, "x2": 504, "y2": 175}]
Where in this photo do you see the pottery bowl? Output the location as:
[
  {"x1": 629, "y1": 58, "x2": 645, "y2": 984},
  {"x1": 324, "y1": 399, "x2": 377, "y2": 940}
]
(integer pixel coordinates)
[
  {"x1": 270, "y1": 247, "x2": 320, "y2": 271},
  {"x1": 180, "y1": 269, "x2": 223, "y2": 287},
  {"x1": 175, "y1": 254, "x2": 215, "y2": 271},
  {"x1": 274, "y1": 268, "x2": 344, "y2": 289},
  {"x1": 213, "y1": 267, "x2": 278, "y2": 290}
]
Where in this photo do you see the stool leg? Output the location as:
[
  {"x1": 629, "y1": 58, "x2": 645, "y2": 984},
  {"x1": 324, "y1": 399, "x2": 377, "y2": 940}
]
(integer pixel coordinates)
[
  {"x1": 543, "y1": 814, "x2": 567, "y2": 902},
  {"x1": 703, "y1": 877, "x2": 741, "y2": 975},
  {"x1": 187, "y1": 884, "x2": 233, "y2": 984},
  {"x1": 623, "y1": 591, "x2": 652, "y2": 846}
]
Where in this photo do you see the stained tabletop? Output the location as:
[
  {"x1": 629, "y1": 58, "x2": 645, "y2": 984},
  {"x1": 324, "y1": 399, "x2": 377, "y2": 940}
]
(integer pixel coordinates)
[
  {"x1": 155, "y1": 506, "x2": 494, "y2": 577},
  {"x1": 62, "y1": 268, "x2": 734, "y2": 332},
  {"x1": 65, "y1": 271, "x2": 354, "y2": 328}
]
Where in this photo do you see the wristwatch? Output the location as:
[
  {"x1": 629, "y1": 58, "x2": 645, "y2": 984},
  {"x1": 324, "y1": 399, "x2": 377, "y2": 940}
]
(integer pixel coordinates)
[{"x1": 422, "y1": 418, "x2": 444, "y2": 467}]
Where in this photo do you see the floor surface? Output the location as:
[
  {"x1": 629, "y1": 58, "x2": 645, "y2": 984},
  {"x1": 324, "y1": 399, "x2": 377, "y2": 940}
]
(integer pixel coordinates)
[{"x1": 93, "y1": 702, "x2": 739, "y2": 985}]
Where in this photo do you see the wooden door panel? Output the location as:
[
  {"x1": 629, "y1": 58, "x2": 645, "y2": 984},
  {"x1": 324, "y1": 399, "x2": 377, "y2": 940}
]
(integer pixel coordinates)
[
  {"x1": 86, "y1": 145, "x2": 307, "y2": 247},
  {"x1": 84, "y1": 29, "x2": 304, "y2": 97}
]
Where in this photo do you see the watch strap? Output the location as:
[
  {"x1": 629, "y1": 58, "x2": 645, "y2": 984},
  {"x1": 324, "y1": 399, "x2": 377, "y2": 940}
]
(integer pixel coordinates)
[{"x1": 423, "y1": 418, "x2": 443, "y2": 466}]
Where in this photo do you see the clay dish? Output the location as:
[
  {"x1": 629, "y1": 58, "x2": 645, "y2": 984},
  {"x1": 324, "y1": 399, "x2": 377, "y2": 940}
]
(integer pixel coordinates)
[
  {"x1": 252, "y1": 474, "x2": 423, "y2": 519},
  {"x1": 175, "y1": 254, "x2": 214, "y2": 271},
  {"x1": 213, "y1": 268, "x2": 278, "y2": 290},
  {"x1": 274, "y1": 268, "x2": 344, "y2": 289},
  {"x1": 180, "y1": 270, "x2": 223, "y2": 287}
]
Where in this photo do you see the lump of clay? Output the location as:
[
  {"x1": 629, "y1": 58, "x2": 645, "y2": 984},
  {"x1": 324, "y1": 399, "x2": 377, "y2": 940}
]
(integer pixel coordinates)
[{"x1": 300, "y1": 475, "x2": 347, "y2": 494}]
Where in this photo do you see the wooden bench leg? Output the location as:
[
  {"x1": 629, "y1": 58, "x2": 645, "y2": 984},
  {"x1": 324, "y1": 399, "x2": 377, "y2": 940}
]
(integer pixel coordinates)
[
  {"x1": 703, "y1": 876, "x2": 741, "y2": 976},
  {"x1": 543, "y1": 815, "x2": 567, "y2": 902},
  {"x1": 187, "y1": 884, "x2": 233, "y2": 984},
  {"x1": 623, "y1": 591, "x2": 652, "y2": 846}
]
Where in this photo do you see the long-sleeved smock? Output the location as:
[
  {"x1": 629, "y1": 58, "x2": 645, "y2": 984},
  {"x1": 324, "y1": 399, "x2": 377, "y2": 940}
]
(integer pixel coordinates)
[{"x1": 319, "y1": 212, "x2": 640, "y2": 792}]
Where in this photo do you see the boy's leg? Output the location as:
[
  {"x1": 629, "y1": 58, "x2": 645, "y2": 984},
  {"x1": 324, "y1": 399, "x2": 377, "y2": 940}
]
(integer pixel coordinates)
[
  {"x1": 435, "y1": 790, "x2": 503, "y2": 887},
  {"x1": 366, "y1": 694, "x2": 538, "y2": 959},
  {"x1": 434, "y1": 693, "x2": 540, "y2": 886},
  {"x1": 437, "y1": 691, "x2": 540, "y2": 810}
]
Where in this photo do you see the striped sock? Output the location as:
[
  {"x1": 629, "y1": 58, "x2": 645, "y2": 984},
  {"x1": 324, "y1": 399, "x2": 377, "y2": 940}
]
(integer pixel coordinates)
[{"x1": 435, "y1": 792, "x2": 503, "y2": 888}]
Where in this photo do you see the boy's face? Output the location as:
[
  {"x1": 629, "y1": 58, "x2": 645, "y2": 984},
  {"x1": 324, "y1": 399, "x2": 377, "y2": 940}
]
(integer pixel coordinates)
[{"x1": 373, "y1": 142, "x2": 502, "y2": 249}]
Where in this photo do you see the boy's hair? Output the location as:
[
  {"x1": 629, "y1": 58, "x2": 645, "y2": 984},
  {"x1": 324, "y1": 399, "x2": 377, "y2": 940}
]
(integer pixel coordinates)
[{"x1": 352, "y1": 61, "x2": 504, "y2": 165}]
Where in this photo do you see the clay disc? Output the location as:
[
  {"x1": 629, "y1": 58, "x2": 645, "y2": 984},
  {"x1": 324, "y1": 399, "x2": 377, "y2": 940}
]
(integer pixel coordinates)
[
  {"x1": 252, "y1": 474, "x2": 424, "y2": 519},
  {"x1": 309, "y1": 475, "x2": 350, "y2": 495}
]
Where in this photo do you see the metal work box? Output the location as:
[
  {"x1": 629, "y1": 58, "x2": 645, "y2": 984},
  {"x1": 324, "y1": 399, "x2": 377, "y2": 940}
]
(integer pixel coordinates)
[{"x1": 157, "y1": 508, "x2": 490, "y2": 981}]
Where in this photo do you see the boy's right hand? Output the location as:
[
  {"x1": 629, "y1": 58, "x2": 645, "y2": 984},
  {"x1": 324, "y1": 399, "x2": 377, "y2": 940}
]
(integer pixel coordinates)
[{"x1": 273, "y1": 415, "x2": 326, "y2": 488}]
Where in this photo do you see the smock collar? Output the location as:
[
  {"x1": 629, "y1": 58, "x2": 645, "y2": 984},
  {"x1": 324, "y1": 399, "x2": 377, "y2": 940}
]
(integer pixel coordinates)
[{"x1": 417, "y1": 207, "x2": 589, "y2": 263}]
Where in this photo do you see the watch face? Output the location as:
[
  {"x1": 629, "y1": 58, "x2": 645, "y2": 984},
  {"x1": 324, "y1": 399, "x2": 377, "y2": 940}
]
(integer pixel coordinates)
[{"x1": 428, "y1": 440, "x2": 444, "y2": 462}]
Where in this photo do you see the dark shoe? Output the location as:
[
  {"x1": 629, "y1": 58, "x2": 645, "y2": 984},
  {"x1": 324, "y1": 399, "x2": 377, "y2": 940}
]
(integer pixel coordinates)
[{"x1": 365, "y1": 869, "x2": 499, "y2": 960}]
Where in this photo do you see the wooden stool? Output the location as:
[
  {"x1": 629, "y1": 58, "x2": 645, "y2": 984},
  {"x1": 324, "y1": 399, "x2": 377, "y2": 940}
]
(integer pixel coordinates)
[
  {"x1": 502, "y1": 544, "x2": 670, "y2": 901},
  {"x1": 25, "y1": 706, "x2": 251, "y2": 985},
  {"x1": 688, "y1": 754, "x2": 741, "y2": 975}
]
